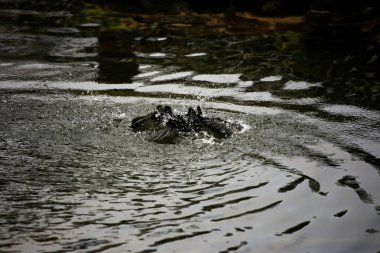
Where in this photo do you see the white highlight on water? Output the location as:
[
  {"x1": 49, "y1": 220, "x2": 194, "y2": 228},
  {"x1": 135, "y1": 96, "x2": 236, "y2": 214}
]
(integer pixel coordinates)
[
  {"x1": 135, "y1": 71, "x2": 160, "y2": 78},
  {"x1": 146, "y1": 37, "x2": 167, "y2": 41},
  {"x1": 149, "y1": 53, "x2": 167, "y2": 57},
  {"x1": 185, "y1": 53, "x2": 207, "y2": 57},
  {"x1": 283, "y1": 80, "x2": 322, "y2": 90},
  {"x1": 138, "y1": 65, "x2": 153, "y2": 70},
  {"x1": 259, "y1": 75, "x2": 282, "y2": 82},
  {"x1": 151, "y1": 71, "x2": 193, "y2": 82},
  {"x1": 192, "y1": 74, "x2": 242, "y2": 83},
  {"x1": 235, "y1": 92, "x2": 279, "y2": 101}
]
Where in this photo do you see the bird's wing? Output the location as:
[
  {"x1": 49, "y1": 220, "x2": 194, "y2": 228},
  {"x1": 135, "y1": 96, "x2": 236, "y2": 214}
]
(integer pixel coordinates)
[
  {"x1": 130, "y1": 112, "x2": 156, "y2": 129},
  {"x1": 203, "y1": 118, "x2": 233, "y2": 137},
  {"x1": 146, "y1": 127, "x2": 179, "y2": 143}
]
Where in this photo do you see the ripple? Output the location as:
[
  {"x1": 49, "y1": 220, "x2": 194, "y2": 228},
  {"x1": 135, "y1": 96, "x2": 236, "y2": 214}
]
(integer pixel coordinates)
[
  {"x1": 192, "y1": 74, "x2": 242, "y2": 83},
  {"x1": 185, "y1": 52, "x2": 207, "y2": 57},
  {"x1": 283, "y1": 80, "x2": 322, "y2": 90},
  {"x1": 150, "y1": 230, "x2": 214, "y2": 247},
  {"x1": 0, "y1": 9, "x2": 73, "y2": 18},
  {"x1": 48, "y1": 37, "x2": 98, "y2": 59},
  {"x1": 259, "y1": 75, "x2": 282, "y2": 82},
  {"x1": 0, "y1": 93, "x2": 379, "y2": 253},
  {"x1": 135, "y1": 83, "x2": 238, "y2": 97},
  {"x1": 211, "y1": 200, "x2": 283, "y2": 222},
  {"x1": 135, "y1": 71, "x2": 161, "y2": 78},
  {"x1": 146, "y1": 37, "x2": 167, "y2": 42},
  {"x1": 135, "y1": 52, "x2": 175, "y2": 59},
  {"x1": 235, "y1": 91, "x2": 279, "y2": 101},
  {"x1": 320, "y1": 104, "x2": 380, "y2": 120},
  {"x1": 46, "y1": 27, "x2": 80, "y2": 35},
  {"x1": 276, "y1": 220, "x2": 311, "y2": 235},
  {"x1": 151, "y1": 71, "x2": 193, "y2": 82},
  {"x1": 0, "y1": 80, "x2": 144, "y2": 90}
]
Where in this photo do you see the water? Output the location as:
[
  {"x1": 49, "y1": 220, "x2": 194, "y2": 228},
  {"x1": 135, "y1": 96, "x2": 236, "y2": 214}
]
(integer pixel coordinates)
[{"x1": 1, "y1": 1, "x2": 380, "y2": 252}]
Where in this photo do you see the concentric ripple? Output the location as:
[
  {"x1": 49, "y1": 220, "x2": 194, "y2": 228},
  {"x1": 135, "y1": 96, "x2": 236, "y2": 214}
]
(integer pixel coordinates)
[{"x1": 1, "y1": 94, "x2": 379, "y2": 253}]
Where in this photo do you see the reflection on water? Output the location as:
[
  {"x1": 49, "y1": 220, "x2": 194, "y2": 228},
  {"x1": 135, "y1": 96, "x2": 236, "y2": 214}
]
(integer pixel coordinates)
[{"x1": 0, "y1": 1, "x2": 380, "y2": 253}]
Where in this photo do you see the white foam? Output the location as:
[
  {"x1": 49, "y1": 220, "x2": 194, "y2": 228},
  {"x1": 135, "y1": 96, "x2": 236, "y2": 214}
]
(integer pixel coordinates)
[{"x1": 233, "y1": 120, "x2": 251, "y2": 133}]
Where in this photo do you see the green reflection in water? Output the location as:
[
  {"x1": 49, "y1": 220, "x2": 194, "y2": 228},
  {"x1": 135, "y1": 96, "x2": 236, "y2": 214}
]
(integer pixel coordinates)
[{"x1": 81, "y1": 3, "x2": 137, "y2": 31}]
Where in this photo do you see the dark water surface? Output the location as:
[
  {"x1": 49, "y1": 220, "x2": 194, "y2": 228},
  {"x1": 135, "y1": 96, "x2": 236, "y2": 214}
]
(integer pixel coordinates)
[{"x1": 1, "y1": 1, "x2": 380, "y2": 253}]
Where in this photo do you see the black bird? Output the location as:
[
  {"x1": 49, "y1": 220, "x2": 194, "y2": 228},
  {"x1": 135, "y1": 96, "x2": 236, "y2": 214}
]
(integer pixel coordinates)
[
  {"x1": 131, "y1": 105, "x2": 240, "y2": 143},
  {"x1": 130, "y1": 105, "x2": 173, "y2": 130}
]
